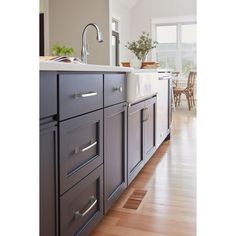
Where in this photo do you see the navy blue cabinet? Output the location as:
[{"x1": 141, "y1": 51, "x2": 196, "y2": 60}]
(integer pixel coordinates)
[
  {"x1": 127, "y1": 96, "x2": 157, "y2": 185},
  {"x1": 104, "y1": 102, "x2": 127, "y2": 213},
  {"x1": 40, "y1": 72, "x2": 58, "y2": 236},
  {"x1": 40, "y1": 70, "x2": 168, "y2": 236}
]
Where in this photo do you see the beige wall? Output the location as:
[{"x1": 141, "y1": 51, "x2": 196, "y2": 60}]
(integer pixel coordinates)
[
  {"x1": 110, "y1": 0, "x2": 132, "y2": 63},
  {"x1": 48, "y1": 0, "x2": 110, "y2": 65}
]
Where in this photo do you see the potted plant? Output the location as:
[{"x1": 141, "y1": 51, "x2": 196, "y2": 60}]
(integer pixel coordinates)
[
  {"x1": 51, "y1": 43, "x2": 74, "y2": 56},
  {"x1": 125, "y1": 32, "x2": 158, "y2": 68}
]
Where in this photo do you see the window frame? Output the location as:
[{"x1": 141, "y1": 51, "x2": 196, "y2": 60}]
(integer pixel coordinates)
[
  {"x1": 151, "y1": 16, "x2": 196, "y2": 76},
  {"x1": 111, "y1": 17, "x2": 120, "y2": 66}
]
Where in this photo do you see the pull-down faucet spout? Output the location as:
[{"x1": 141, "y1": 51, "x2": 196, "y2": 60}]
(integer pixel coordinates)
[{"x1": 81, "y1": 23, "x2": 104, "y2": 64}]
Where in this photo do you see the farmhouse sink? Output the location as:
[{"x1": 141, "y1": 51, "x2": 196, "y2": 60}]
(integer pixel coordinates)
[
  {"x1": 127, "y1": 69, "x2": 173, "y2": 104},
  {"x1": 127, "y1": 70, "x2": 159, "y2": 104}
]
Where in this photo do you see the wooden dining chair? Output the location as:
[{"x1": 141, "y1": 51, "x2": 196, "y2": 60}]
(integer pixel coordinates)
[
  {"x1": 173, "y1": 71, "x2": 197, "y2": 110},
  {"x1": 172, "y1": 71, "x2": 180, "y2": 88}
]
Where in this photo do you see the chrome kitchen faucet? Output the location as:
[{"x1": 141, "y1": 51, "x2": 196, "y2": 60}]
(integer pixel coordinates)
[{"x1": 81, "y1": 23, "x2": 104, "y2": 64}]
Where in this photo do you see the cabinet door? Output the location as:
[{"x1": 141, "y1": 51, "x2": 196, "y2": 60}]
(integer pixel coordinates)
[
  {"x1": 40, "y1": 122, "x2": 58, "y2": 236},
  {"x1": 104, "y1": 103, "x2": 127, "y2": 213},
  {"x1": 143, "y1": 97, "x2": 157, "y2": 163},
  {"x1": 156, "y1": 79, "x2": 169, "y2": 148},
  {"x1": 127, "y1": 101, "x2": 145, "y2": 185}
]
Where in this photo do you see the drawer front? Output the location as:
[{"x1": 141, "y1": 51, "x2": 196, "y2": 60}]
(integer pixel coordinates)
[
  {"x1": 60, "y1": 165, "x2": 103, "y2": 236},
  {"x1": 104, "y1": 74, "x2": 126, "y2": 107},
  {"x1": 59, "y1": 110, "x2": 103, "y2": 194},
  {"x1": 40, "y1": 71, "x2": 57, "y2": 119},
  {"x1": 59, "y1": 73, "x2": 103, "y2": 120}
]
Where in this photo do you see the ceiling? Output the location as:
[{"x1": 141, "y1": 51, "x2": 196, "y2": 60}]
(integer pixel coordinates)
[{"x1": 119, "y1": 0, "x2": 139, "y2": 9}]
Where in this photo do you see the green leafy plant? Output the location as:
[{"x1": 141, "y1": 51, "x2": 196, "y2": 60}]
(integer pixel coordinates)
[
  {"x1": 125, "y1": 32, "x2": 158, "y2": 61},
  {"x1": 51, "y1": 43, "x2": 74, "y2": 56}
]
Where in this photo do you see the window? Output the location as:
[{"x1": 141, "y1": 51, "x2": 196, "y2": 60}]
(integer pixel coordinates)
[
  {"x1": 111, "y1": 18, "x2": 120, "y2": 66},
  {"x1": 156, "y1": 25, "x2": 177, "y2": 70},
  {"x1": 155, "y1": 22, "x2": 196, "y2": 77}
]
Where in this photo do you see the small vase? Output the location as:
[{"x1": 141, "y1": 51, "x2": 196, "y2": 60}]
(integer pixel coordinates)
[
  {"x1": 141, "y1": 54, "x2": 148, "y2": 62},
  {"x1": 130, "y1": 57, "x2": 142, "y2": 69}
]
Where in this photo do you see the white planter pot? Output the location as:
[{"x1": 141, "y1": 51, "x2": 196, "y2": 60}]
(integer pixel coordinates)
[{"x1": 130, "y1": 58, "x2": 142, "y2": 69}]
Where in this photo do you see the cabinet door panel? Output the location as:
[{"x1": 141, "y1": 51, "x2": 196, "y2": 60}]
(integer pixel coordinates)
[
  {"x1": 127, "y1": 101, "x2": 145, "y2": 185},
  {"x1": 104, "y1": 103, "x2": 127, "y2": 213},
  {"x1": 144, "y1": 97, "x2": 157, "y2": 162},
  {"x1": 59, "y1": 110, "x2": 103, "y2": 195},
  {"x1": 40, "y1": 122, "x2": 58, "y2": 236},
  {"x1": 156, "y1": 79, "x2": 169, "y2": 148}
]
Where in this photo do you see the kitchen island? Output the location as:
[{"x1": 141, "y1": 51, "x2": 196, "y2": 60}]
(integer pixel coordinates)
[{"x1": 40, "y1": 61, "x2": 172, "y2": 236}]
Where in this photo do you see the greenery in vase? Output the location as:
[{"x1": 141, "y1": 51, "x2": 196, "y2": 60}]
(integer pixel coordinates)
[
  {"x1": 125, "y1": 32, "x2": 158, "y2": 61},
  {"x1": 51, "y1": 43, "x2": 74, "y2": 56}
]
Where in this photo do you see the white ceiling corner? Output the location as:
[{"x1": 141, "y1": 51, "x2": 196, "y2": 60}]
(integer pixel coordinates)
[{"x1": 119, "y1": 0, "x2": 139, "y2": 9}]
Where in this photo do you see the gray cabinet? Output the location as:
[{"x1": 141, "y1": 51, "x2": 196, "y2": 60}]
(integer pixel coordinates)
[
  {"x1": 40, "y1": 121, "x2": 58, "y2": 236},
  {"x1": 104, "y1": 102, "x2": 127, "y2": 213},
  {"x1": 128, "y1": 96, "x2": 157, "y2": 185}
]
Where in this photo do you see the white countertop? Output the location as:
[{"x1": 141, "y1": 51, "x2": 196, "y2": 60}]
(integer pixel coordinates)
[
  {"x1": 132, "y1": 68, "x2": 173, "y2": 73},
  {"x1": 40, "y1": 61, "x2": 132, "y2": 72},
  {"x1": 40, "y1": 60, "x2": 173, "y2": 73}
]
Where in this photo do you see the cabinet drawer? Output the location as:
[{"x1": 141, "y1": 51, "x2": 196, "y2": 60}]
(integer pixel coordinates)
[
  {"x1": 59, "y1": 110, "x2": 103, "y2": 194},
  {"x1": 104, "y1": 74, "x2": 126, "y2": 107},
  {"x1": 40, "y1": 71, "x2": 57, "y2": 119},
  {"x1": 59, "y1": 73, "x2": 103, "y2": 120},
  {"x1": 60, "y1": 165, "x2": 103, "y2": 236}
]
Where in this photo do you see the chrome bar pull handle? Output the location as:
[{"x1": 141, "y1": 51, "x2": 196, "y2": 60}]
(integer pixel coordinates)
[
  {"x1": 74, "y1": 196, "x2": 97, "y2": 219},
  {"x1": 74, "y1": 141, "x2": 97, "y2": 154},
  {"x1": 81, "y1": 141, "x2": 97, "y2": 152},
  {"x1": 74, "y1": 91, "x2": 97, "y2": 98},
  {"x1": 113, "y1": 86, "x2": 123, "y2": 92}
]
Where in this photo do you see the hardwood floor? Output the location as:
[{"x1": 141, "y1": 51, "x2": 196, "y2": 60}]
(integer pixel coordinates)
[{"x1": 91, "y1": 108, "x2": 196, "y2": 236}]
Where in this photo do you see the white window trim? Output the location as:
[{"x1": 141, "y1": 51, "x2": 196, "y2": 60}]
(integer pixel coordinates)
[
  {"x1": 151, "y1": 15, "x2": 196, "y2": 64},
  {"x1": 112, "y1": 16, "x2": 121, "y2": 33}
]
